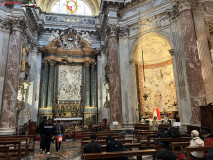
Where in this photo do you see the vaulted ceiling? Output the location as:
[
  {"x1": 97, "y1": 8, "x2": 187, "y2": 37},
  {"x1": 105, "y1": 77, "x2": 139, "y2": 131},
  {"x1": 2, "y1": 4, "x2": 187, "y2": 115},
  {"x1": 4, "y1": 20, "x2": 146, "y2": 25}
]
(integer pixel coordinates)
[{"x1": 36, "y1": 0, "x2": 100, "y2": 15}]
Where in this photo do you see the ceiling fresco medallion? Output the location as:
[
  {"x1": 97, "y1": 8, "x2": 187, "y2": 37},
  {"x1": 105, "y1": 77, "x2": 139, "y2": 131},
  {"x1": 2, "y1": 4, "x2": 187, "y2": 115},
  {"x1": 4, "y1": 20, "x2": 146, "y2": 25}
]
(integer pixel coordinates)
[{"x1": 66, "y1": 0, "x2": 78, "y2": 14}]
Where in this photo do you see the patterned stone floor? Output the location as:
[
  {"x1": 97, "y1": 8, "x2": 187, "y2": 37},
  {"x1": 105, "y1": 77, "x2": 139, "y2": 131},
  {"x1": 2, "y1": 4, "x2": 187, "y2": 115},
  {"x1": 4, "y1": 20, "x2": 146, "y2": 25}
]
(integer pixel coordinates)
[{"x1": 31, "y1": 138, "x2": 153, "y2": 160}]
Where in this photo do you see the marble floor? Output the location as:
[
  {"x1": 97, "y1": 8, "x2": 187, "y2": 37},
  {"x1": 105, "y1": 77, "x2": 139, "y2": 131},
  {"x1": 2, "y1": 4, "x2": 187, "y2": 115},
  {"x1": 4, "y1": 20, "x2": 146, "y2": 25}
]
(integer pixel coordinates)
[{"x1": 31, "y1": 139, "x2": 153, "y2": 160}]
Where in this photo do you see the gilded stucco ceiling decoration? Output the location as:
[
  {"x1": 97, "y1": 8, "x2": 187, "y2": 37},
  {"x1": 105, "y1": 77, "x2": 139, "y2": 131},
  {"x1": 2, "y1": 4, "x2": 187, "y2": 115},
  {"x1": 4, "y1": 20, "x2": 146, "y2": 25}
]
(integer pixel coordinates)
[
  {"x1": 134, "y1": 33, "x2": 172, "y2": 65},
  {"x1": 36, "y1": 0, "x2": 100, "y2": 15}
]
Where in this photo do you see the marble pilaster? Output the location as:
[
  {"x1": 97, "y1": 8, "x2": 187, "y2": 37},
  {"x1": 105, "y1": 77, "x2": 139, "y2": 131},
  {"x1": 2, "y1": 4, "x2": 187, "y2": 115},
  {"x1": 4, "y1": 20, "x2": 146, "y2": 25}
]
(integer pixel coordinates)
[
  {"x1": 90, "y1": 62, "x2": 96, "y2": 107},
  {"x1": 0, "y1": 17, "x2": 25, "y2": 135},
  {"x1": 84, "y1": 61, "x2": 90, "y2": 107},
  {"x1": 178, "y1": 0, "x2": 206, "y2": 126},
  {"x1": 106, "y1": 25, "x2": 122, "y2": 128},
  {"x1": 0, "y1": 18, "x2": 11, "y2": 118},
  {"x1": 193, "y1": 9, "x2": 213, "y2": 105},
  {"x1": 118, "y1": 27, "x2": 134, "y2": 129},
  {"x1": 40, "y1": 61, "x2": 49, "y2": 108},
  {"x1": 47, "y1": 60, "x2": 56, "y2": 108}
]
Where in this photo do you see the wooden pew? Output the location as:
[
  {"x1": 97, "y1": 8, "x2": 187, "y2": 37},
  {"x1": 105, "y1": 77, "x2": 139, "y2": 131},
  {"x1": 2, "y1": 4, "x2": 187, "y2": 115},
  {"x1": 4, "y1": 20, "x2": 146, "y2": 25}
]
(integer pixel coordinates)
[
  {"x1": 186, "y1": 146, "x2": 213, "y2": 160},
  {"x1": 81, "y1": 139, "x2": 132, "y2": 148},
  {"x1": 82, "y1": 131, "x2": 114, "y2": 136},
  {"x1": 171, "y1": 142, "x2": 190, "y2": 154},
  {"x1": 134, "y1": 124, "x2": 150, "y2": 130},
  {"x1": 82, "y1": 135, "x2": 125, "y2": 140},
  {"x1": 133, "y1": 130, "x2": 158, "y2": 142},
  {"x1": 155, "y1": 137, "x2": 191, "y2": 150},
  {"x1": 83, "y1": 149, "x2": 157, "y2": 160},
  {"x1": 147, "y1": 134, "x2": 157, "y2": 149},
  {"x1": 0, "y1": 135, "x2": 35, "y2": 153},
  {"x1": 100, "y1": 143, "x2": 142, "y2": 151},
  {"x1": 0, "y1": 137, "x2": 29, "y2": 157},
  {"x1": 0, "y1": 146, "x2": 9, "y2": 160},
  {"x1": 0, "y1": 140, "x2": 21, "y2": 160}
]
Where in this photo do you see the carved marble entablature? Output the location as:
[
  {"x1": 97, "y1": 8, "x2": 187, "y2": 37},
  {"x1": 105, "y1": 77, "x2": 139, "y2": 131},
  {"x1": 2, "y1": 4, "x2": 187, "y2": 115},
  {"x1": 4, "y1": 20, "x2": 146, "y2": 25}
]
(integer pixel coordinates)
[
  {"x1": 39, "y1": 27, "x2": 99, "y2": 57},
  {"x1": 44, "y1": 15, "x2": 96, "y2": 26}
]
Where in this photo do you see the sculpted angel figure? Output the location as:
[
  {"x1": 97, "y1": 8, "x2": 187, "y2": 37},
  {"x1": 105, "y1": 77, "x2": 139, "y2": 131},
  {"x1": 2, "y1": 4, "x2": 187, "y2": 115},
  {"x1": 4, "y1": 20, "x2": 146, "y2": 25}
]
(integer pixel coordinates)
[
  {"x1": 81, "y1": 32, "x2": 91, "y2": 44},
  {"x1": 48, "y1": 30, "x2": 60, "y2": 43}
]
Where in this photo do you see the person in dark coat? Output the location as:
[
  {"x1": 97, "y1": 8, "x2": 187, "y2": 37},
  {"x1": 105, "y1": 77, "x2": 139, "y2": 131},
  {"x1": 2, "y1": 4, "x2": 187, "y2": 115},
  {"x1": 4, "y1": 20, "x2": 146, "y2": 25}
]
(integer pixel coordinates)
[
  {"x1": 106, "y1": 135, "x2": 129, "y2": 160},
  {"x1": 156, "y1": 149, "x2": 176, "y2": 160},
  {"x1": 83, "y1": 134, "x2": 102, "y2": 153},
  {"x1": 54, "y1": 120, "x2": 64, "y2": 153},
  {"x1": 41, "y1": 119, "x2": 55, "y2": 155},
  {"x1": 39, "y1": 116, "x2": 47, "y2": 151}
]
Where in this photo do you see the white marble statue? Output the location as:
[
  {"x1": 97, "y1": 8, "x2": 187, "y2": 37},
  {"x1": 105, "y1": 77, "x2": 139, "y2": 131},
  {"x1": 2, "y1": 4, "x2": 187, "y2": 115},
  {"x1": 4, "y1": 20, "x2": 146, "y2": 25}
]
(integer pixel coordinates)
[
  {"x1": 81, "y1": 32, "x2": 91, "y2": 44},
  {"x1": 48, "y1": 30, "x2": 60, "y2": 43}
]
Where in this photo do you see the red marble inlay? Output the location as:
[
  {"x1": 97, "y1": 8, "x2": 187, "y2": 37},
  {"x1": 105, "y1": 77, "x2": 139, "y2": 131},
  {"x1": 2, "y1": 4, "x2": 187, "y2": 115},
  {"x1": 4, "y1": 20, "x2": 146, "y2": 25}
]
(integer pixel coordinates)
[
  {"x1": 108, "y1": 36, "x2": 122, "y2": 124},
  {"x1": 0, "y1": 30, "x2": 22, "y2": 130}
]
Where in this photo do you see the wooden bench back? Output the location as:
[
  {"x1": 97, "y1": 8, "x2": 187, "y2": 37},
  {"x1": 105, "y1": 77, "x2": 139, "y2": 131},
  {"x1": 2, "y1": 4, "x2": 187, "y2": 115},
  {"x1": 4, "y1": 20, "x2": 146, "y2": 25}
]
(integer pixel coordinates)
[
  {"x1": 83, "y1": 149, "x2": 157, "y2": 160},
  {"x1": 134, "y1": 124, "x2": 149, "y2": 130},
  {"x1": 155, "y1": 137, "x2": 191, "y2": 149},
  {"x1": 186, "y1": 146, "x2": 213, "y2": 160},
  {"x1": 81, "y1": 139, "x2": 132, "y2": 148}
]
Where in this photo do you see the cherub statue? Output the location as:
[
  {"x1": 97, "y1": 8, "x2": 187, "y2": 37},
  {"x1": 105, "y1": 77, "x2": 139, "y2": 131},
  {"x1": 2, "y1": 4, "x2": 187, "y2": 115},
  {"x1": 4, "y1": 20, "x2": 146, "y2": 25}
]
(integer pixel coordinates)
[{"x1": 48, "y1": 30, "x2": 60, "y2": 43}]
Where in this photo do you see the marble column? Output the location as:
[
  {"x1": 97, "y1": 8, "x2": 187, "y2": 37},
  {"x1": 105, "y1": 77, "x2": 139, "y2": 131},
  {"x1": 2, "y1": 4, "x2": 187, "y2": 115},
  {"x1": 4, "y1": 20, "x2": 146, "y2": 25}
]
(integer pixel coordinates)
[
  {"x1": 178, "y1": 0, "x2": 206, "y2": 126},
  {"x1": 0, "y1": 17, "x2": 26, "y2": 135},
  {"x1": 0, "y1": 19, "x2": 11, "y2": 118},
  {"x1": 90, "y1": 62, "x2": 96, "y2": 107},
  {"x1": 40, "y1": 61, "x2": 49, "y2": 108},
  {"x1": 193, "y1": 9, "x2": 213, "y2": 105},
  {"x1": 47, "y1": 60, "x2": 56, "y2": 108},
  {"x1": 106, "y1": 25, "x2": 122, "y2": 128},
  {"x1": 84, "y1": 61, "x2": 90, "y2": 107}
]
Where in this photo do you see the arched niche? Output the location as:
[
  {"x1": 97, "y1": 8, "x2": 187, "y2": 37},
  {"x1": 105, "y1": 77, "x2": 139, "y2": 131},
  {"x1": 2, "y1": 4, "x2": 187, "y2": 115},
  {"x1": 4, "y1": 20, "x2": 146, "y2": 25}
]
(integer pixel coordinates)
[{"x1": 132, "y1": 32, "x2": 178, "y2": 119}]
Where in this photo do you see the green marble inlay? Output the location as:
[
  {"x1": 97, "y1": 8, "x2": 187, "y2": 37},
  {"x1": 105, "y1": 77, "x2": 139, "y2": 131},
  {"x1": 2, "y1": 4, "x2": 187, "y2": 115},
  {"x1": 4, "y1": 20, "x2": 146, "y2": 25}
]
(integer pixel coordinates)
[
  {"x1": 90, "y1": 66, "x2": 96, "y2": 107},
  {"x1": 47, "y1": 64, "x2": 55, "y2": 107},
  {"x1": 41, "y1": 65, "x2": 49, "y2": 107},
  {"x1": 85, "y1": 65, "x2": 90, "y2": 106}
]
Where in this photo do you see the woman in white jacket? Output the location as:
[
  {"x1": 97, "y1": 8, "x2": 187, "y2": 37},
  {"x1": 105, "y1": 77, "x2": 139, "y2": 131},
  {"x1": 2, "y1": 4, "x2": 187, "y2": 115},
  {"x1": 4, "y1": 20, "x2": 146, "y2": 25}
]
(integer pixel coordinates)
[{"x1": 189, "y1": 130, "x2": 205, "y2": 159}]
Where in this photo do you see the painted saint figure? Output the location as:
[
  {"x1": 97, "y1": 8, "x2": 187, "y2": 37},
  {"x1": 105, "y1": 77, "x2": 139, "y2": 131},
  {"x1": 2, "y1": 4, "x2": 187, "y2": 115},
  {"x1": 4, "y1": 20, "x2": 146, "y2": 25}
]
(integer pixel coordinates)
[{"x1": 153, "y1": 107, "x2": 161, "y2": 120}]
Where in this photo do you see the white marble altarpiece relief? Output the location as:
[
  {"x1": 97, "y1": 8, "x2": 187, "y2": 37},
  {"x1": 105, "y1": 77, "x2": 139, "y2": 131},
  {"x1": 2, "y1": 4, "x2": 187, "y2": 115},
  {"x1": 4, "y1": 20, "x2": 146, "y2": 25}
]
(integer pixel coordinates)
[{"x1": 57, "y1": 65, "x2": 82, "y2": 101}]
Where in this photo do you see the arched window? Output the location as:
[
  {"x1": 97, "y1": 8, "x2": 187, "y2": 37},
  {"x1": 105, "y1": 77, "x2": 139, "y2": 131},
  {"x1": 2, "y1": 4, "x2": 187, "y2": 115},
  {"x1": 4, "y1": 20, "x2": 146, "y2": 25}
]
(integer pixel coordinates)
[{"x1": 52, "y1": 0, "x2": 92, "y2": 16}]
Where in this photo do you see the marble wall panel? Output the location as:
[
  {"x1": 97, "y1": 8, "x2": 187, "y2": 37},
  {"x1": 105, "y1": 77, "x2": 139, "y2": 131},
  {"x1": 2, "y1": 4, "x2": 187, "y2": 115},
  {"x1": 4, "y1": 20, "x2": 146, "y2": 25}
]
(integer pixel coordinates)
[{"x1": 0, "y1": 30, "x2": 10, "y2": 117}]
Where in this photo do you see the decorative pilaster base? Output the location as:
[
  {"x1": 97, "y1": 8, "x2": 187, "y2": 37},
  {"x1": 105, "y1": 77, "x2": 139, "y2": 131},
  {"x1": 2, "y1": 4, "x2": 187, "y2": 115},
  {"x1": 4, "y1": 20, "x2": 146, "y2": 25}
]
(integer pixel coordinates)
[
  {"x1": 0, "y1": 127, "x2": 16, "y2": 135},
  {"x1": 109, "y1": 123, "x2": 123, "y2": 130}
]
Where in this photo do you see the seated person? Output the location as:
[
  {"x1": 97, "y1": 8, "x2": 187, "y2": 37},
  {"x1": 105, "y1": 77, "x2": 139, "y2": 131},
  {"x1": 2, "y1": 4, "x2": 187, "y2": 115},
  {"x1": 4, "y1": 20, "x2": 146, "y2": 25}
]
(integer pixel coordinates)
[
  {"x1": 156, "y1": 149, "x2": 176, "y2": 160},
  {"x1": 106, "y1": 135, "x2": 128, "y2": 160},
  {"x1": 167, "y1": 126, "x2": 181, "y2": 138},
  {"x1": 200, "y1": 130, "x2": 213, "y2": 160},
  {"x1": 83, "y1": 134, "x2": 102, "y2": 153},
  {"x1": 156, "y1": 128, "x2": 169, "y2": 148},
  {"x1": 189, "y1": 130, "x2": 205, "y2": 159}
]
